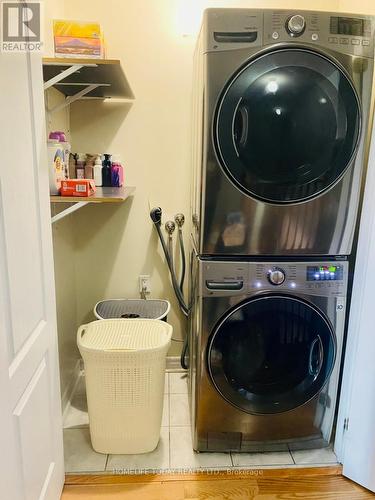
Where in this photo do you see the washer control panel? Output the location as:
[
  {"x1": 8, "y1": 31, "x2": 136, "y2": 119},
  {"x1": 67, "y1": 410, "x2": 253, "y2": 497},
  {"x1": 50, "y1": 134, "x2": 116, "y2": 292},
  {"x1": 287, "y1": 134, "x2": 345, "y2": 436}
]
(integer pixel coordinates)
[
  {"x1": 251, "y1": 261, "x2": 348, "y2": 297},
  {"x1": 200, "y1": 260, "x2": 348, "y2": 297}
]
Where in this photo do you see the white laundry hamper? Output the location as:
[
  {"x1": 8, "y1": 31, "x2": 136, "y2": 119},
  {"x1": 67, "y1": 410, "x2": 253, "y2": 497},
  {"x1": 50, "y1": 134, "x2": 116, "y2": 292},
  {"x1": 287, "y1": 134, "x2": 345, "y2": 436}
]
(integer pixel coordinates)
[{"x1": 77, "y1": 318, "x2": 172, "y2": 454}]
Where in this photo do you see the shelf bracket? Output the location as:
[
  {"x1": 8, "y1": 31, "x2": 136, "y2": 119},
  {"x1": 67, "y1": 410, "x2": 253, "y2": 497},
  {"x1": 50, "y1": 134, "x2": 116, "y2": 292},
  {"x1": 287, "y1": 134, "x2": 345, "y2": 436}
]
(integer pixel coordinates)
[
  {"x1": 43, "y1": 64, "x2": 85, "y2": 90},
  {"x1": 51, "y1": 201, "x2": 90, "y2": 224},
  {"x1": 49, "y1": 83, "x2": 102, "y2": 113}
]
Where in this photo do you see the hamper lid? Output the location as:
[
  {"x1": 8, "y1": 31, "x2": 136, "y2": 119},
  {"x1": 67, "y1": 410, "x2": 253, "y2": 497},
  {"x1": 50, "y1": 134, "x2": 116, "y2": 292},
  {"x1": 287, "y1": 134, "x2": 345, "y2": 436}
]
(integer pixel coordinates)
[{"x1": 77, "y1": 318, "x2": 172, "y2": 352}]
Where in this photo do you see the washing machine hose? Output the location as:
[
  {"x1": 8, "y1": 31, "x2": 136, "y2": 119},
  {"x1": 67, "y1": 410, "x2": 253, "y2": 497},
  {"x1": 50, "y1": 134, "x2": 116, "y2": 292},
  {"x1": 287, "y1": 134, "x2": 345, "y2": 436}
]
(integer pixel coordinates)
[
  {"x1": 178, "y1": 228, "x2": 186, "y2": 291},
  {"x1": 150, "y1": 208, "x2": 190, "y2": 370},
  {"x1": 150, "y1": 208, "x2": 189, "y2": 316}
]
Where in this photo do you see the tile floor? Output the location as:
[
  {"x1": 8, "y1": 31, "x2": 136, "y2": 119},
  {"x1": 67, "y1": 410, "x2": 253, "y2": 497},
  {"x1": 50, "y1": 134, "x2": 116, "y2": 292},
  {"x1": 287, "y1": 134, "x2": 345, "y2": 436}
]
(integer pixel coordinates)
[{"x1": 63, "y1": 372, "x2": 338, "y2": 474}]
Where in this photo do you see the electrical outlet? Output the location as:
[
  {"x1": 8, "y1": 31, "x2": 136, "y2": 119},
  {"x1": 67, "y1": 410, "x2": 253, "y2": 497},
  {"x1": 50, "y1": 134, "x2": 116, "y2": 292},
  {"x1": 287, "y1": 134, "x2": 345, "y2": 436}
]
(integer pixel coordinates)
[{"x1": 139, "y1": 275, "x2": 151, "y2": 294}]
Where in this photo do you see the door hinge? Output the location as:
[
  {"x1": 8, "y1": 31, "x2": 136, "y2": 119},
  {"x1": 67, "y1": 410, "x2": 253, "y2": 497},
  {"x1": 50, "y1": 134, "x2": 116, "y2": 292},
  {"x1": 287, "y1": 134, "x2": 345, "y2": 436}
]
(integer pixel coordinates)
[{"x1": 344, "y1": 418, "x2": 349, "y2": 431}]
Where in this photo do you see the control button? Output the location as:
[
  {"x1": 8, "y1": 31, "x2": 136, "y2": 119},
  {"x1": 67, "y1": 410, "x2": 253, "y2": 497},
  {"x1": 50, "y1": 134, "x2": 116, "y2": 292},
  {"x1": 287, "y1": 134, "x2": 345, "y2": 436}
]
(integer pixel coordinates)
[
  {"x1": 267, "y1": 267, "x2": 286, "y2": 286},
  {"x1": 340, "y1": 38, "x2": 349, "y2": 45},
  {"x1": 286, "y1": 14, "x2": 306, "y2": 36},
  {"x1": 272, "y1": 31, "x2": 279, "y2": 40},
  {"x1": 328, "y1": 36, "x2": 338, "y2": 44},
  {"x1": 362, "y1": 39, "x2": 370, "y2": 46},
  {"x1": 351, "y1": 39, "x2": 360, "y2": 45},
  {"x1": 311, "y1": 33, "x2": 319, "y2": 41}
]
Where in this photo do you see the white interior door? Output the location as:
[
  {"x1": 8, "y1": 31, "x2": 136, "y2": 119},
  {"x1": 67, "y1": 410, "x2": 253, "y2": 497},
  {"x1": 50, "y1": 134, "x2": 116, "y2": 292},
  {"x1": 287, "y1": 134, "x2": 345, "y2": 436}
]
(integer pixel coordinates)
[
  {"x1": 0, "y1": 49, "x2": 64, "y2": 499},
  {"x1": 335, "y1": 116, "x2": 375, "y2": 492}
]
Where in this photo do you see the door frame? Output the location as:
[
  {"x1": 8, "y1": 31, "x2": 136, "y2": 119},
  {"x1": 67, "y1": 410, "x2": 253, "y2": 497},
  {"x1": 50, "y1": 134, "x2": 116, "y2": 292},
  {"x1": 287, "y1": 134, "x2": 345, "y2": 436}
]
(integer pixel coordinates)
[{"x1": 334, "y1": 111, "x2": 375, "y2": 492}]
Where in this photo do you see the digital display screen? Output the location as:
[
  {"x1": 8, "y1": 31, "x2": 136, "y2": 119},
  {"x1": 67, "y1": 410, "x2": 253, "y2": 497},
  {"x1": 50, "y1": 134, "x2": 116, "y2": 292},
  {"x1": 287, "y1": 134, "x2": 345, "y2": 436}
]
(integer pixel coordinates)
[
  {"x1": 330, "y1": 16, "x2": 365, "y2": 36},
  {"x1": 307, "y1": 265, "x2": 343, "y2": 281}
]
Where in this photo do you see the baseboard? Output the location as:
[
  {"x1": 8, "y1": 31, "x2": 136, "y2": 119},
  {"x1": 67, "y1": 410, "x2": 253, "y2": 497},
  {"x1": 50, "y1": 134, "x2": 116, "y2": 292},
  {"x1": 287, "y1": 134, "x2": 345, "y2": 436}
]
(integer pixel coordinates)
[
  {"x1": 61, "y1": 359, "x2": 82, "y2": 416},
  {"x1": 166, "y1": 356, "x2": 185, "y2": 372}
]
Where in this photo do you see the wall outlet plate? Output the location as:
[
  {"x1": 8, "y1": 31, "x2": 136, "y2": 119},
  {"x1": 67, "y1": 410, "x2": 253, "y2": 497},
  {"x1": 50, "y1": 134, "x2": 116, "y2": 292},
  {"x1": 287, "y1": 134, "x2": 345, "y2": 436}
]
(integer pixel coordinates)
[{"x1": 139, "y1": 275, "x2": 151, "y2": 294}]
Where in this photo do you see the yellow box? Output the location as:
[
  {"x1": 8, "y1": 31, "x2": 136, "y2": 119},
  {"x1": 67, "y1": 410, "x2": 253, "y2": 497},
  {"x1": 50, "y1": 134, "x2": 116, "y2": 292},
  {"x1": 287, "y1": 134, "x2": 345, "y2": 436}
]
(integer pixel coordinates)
[{"x1": 53, "y1": 20, "x2": 105, "y2": 59}]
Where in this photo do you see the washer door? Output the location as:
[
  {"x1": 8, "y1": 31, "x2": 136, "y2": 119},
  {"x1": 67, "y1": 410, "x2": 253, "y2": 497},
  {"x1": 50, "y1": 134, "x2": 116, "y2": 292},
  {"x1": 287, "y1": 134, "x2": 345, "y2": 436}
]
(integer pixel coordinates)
[
  {"x1": 207, "y1": 295, "x2": 336, "y2": 414},
  {"x1": 214, "y1": 48, "x2": 361, "y2": 204}
]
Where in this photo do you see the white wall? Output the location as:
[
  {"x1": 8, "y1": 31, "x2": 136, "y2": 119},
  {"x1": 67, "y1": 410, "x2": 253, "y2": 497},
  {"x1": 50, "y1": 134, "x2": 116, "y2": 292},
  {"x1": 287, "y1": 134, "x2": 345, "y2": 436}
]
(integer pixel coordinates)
[
  {"x1": 46, "y1": 88, "x2": 81, "y2": 405},
  {"x1": 44, "y1": 0, "x2": 81, "y2": 403},
  {"x1": 340, "y1": 0, "x2": 375, "y2": 14}
]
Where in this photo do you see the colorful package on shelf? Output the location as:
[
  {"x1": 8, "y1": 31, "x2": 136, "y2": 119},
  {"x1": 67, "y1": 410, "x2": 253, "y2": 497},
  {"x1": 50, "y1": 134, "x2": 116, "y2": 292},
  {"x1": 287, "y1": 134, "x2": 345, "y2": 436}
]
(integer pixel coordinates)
[
  {"x1": 53, "y1": 20, "x2": 105, "y2": 59},
  {"x1": 60, "y1": 179, "x2": 96, "y2": 197}
]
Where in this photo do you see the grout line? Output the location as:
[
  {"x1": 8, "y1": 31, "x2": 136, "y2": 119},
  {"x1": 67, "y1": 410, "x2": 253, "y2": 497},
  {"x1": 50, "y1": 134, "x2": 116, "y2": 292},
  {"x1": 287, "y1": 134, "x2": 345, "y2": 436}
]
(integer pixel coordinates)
[
  {"x1": 168, "y1": 392, "x2": 172, "y2": 469},
  {"x1": 168, "y1": 380, "x2": 171, "y2": 428},
  {"x1": 168, "y1": 423, "x2": 171, "y2": 469}
]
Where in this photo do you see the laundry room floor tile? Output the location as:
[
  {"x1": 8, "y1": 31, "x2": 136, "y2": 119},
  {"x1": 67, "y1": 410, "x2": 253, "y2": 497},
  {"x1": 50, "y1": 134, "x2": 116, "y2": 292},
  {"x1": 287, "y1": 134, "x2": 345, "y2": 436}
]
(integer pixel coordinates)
[
  {"x1": 169, "y1": 372, "x2": 188, "y2": 394},
  {"x1": 106, "y1": 427, "x2": 170, "y2": 473},
  {"x1": 291, "y1": 447, "x2": 338, "y2": 465},
  {"x1": 231, "y1": 451, "x2": 294, "y2": 467},
  {"x1": 169, "y1": 393, "x2": 190, "y2": 426},
  {"x1": 63, "y1": 370, "x2": 340, "y2": 474},
  {"x1": 161, "y1": 394, "x2": 169, "y2": 427},
  {"x1": 170, "y1": 426, "x2": 232, "y2": 469},
  {"x1": 63, "y1": 428, "x2": 107, "y2": 473}
]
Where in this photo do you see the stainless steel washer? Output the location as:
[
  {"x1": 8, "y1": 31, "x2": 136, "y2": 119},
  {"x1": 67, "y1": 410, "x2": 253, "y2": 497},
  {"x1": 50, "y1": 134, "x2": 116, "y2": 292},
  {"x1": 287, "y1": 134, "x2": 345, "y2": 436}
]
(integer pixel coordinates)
[
  {"x1": 191, "y1": 9, "x2": 374, "y2": 257},
  {"x1": 189, "y1": 255, "x2": 348, "y2": 451}
]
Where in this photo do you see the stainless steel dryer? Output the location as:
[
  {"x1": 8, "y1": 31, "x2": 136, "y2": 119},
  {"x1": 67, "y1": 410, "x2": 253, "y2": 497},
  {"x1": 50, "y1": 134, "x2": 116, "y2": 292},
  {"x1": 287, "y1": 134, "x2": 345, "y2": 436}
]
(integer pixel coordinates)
[
  {"x1": 189, "y1": 255, "x2": 348, "y2": 451},
  {"x1": 191, "y1": 9, "x2": 375, "y2": 257}
]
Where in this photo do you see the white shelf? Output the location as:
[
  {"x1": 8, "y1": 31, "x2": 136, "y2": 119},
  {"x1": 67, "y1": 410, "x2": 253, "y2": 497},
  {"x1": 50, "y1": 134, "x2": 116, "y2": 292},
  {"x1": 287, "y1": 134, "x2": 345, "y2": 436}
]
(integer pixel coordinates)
[
  {"x1": 50, "y1": 186, "x2": 135, "y2": 223},
  {"x1": 43, "y1": 58, "x2": 135, "y2": 112}
]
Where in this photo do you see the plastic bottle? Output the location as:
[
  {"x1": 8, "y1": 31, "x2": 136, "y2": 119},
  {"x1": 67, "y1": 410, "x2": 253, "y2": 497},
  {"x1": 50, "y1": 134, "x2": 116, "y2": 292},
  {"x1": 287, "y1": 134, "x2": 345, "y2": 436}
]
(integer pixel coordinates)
[
  {"x1": 47, "y1": 139, "x2": 64, "y2": 195},
  {"x1": 76, "y1": 153, "x2": 86, "y2": 179},
  {"x1": 111, "y1": 155, "x2": 124, "y2": 187},
  {"x1": 94, "y1": 155, "x2": 103, "y2": 187},
  {"x1": 84, "y1": 153, "x2": 95, "y2": 179},
  {"x1": 69, "y1": 153, "x2": 78, "y2": 179},
  {"x1": 49, "y1": 131, "x2": 70, "y2": 180},
  {"x1": 102, "y1": 154, "x2": 112, "y2": 187}
]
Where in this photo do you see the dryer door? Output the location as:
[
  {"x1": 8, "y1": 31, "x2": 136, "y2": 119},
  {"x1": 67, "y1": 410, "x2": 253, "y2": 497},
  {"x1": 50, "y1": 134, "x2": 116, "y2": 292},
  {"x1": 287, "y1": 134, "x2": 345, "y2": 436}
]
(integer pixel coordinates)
[
  {"x1": 207, "y1": 295, "x2": 336, "y2": 414},
  {"x1": 214, "y1": 48, "x2": 361, "y2": 204}
]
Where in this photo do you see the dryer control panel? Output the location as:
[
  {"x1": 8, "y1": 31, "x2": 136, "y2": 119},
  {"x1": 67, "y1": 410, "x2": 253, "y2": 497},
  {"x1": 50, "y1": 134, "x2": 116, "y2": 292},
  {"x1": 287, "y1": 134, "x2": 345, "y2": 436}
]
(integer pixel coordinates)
[
  {"x1": 200, "y1": 260, "x2": 348, "y2": 298},
  {"x1": 264, "y1": 10, "x2": 374, "y2": 58},
  {"x1": 203, "y1": 9, "x2": 374, "y2": 58}
]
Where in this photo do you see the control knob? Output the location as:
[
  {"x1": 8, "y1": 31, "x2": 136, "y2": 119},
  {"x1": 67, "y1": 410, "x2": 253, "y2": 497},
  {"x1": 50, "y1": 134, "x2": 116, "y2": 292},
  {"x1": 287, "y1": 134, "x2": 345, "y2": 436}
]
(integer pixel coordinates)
[
  {"x1": 286, "y1": 15, "x2": 306, "y2": 36},
  {"x1": 267, "y1": 267, "x2": 286, "y2": 285}
]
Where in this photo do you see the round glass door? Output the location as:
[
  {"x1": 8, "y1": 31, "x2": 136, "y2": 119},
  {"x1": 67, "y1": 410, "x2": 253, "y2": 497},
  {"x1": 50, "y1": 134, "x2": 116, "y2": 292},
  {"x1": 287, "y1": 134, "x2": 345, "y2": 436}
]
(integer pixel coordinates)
[
  {"x1": 207, "y1": 295, "x2": 336, "y2": 414},
  {"x1": 214, "y1": 48, "x2": 361, "y2": 204}
]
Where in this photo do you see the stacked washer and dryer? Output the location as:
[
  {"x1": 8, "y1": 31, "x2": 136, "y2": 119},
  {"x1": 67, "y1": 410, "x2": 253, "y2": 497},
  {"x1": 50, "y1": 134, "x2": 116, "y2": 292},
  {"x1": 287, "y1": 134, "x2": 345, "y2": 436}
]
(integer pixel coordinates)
[{"x1": 189, "y1": 9, "x2": 375, "y2": 452}]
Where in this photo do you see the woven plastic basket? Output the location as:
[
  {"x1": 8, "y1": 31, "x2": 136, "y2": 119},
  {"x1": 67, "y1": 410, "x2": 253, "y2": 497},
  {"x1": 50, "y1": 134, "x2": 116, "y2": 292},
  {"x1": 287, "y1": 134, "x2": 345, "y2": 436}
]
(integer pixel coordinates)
[
  {"x1": 77, "y1": 318, "x2": 172, "y2": 454},
  {"x1": 94, "y1": 299, "x2": 170, "y2": 321}
]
